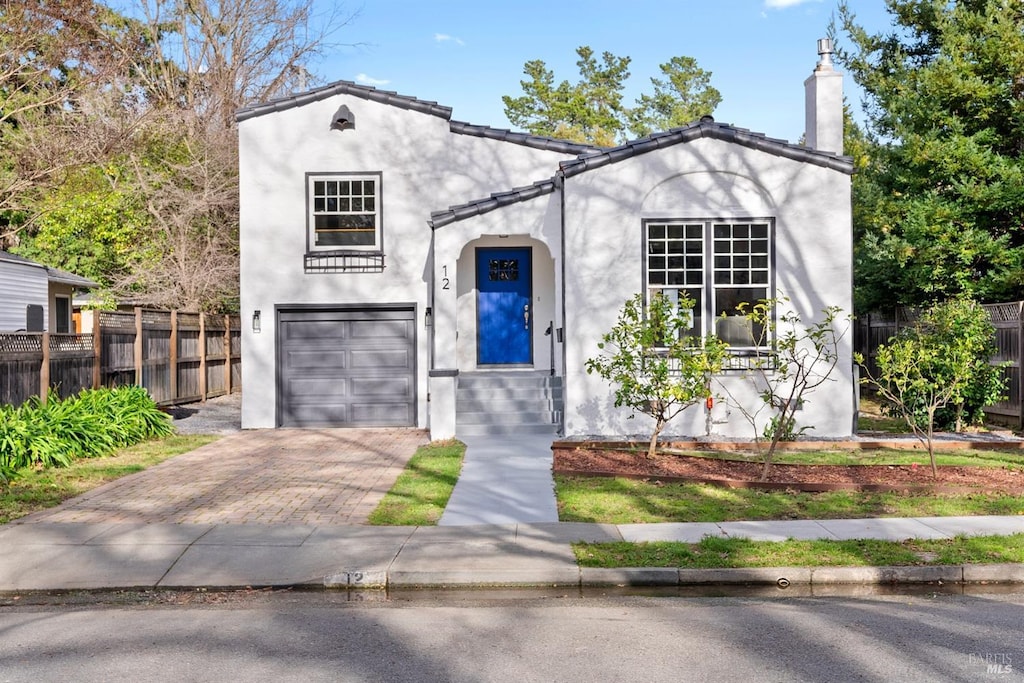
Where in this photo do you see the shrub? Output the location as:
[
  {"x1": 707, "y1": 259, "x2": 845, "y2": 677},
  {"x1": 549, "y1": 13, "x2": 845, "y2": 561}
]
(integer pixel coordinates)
[
  {"x1": 859, "y1": 298, "x2": 1006, "y2": 477},
  {"x1": 0, "y1": 386, "x2": 173, "y2": 482}
]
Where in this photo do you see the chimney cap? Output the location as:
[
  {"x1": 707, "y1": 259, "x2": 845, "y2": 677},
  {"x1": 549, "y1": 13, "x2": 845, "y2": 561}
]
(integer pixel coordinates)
[{"x1": 816, "y1": 38, "x2": 834, "y2": 69}]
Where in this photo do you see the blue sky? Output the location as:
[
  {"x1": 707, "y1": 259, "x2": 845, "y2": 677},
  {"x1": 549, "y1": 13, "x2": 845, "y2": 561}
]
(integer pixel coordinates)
[{"x1": 312, "y1": 0, "x2": 896, "y2": 144}]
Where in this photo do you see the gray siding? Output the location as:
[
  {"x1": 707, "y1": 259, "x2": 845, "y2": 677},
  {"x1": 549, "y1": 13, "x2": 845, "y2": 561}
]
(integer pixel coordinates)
[{"x1": 0, "y1": 260, "x2": 47, "y2": 332}]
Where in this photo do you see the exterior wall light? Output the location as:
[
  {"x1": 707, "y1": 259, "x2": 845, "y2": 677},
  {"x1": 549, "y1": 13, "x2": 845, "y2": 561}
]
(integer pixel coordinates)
[
  {"x1": 424, "y1": 306, "x2": 433, "y2": 327},
  {"x1": 252, "y1": 309, "x2": 261, "y2": 333}
]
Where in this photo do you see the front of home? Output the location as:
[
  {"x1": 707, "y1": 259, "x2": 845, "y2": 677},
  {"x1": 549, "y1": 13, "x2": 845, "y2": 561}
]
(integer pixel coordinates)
[{"x1": 237, "y1": 41, "x2": 855, "y2": 440}]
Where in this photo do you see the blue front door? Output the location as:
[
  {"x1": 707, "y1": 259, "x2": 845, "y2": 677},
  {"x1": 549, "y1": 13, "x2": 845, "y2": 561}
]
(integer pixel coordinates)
[{"x1": 477, "y1": 247, "x2": 532, "y2": 365}]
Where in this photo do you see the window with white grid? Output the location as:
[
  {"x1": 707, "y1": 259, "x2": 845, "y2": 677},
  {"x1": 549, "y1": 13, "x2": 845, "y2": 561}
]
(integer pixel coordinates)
[
  {"x1": 308, "y1": 173, "x2": 381, "y2": 251},
  {"x1": 646, "y1": 219, "x2": 772, "y2": 349}
]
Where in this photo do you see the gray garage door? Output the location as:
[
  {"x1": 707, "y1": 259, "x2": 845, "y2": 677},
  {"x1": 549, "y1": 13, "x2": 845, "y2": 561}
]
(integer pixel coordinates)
[{"x1": 278, "y1": 307, "x2": 416, "y2": 427}]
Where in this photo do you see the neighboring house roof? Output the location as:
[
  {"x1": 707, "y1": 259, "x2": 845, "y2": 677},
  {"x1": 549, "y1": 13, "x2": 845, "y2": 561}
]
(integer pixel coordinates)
[
  {"x1": 236, "y1": 79, "x2": 600, "y2": 155},
  {"x1": 559, "y1": 119, "x2": 854, "y2": 177},
  {"x1": 45, "y1": 266, "x2": 98, "y2": 289},
  {"x1": 0, "y1": 250, "x2": 99, "y2": 288},
  {"x1": 429, "y1": 179, "x2": 557, "y2": 229},
  {"x1": 429, "y1": 118, "x2": 854, "y2": 230}
]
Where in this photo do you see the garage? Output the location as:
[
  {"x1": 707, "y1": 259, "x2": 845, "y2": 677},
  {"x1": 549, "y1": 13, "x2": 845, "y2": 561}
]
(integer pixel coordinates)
[{"x1": 277, "y1": 306, "x2": 416, "y2": 427}]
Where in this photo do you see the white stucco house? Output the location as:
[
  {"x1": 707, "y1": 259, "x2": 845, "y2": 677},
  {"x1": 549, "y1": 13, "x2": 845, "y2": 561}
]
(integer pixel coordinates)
[
  {"x1": 237, "y1": 41, "x2": 854, "y2": 441},
  {"x1": 0, "y1": 251, "x2": 98, "y2": 333}
]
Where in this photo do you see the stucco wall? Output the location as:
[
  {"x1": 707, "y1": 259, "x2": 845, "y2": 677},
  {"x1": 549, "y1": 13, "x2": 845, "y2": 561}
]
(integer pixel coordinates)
[
  {"x1": 0, "y1": 260, "x2": 47, "y2": 332},
  {"x1": 238, "y1": 94, "x2": 572, "y2": 428},
  {"x1": 561, "y1": 136, "x2": 854, "y2": 438}
]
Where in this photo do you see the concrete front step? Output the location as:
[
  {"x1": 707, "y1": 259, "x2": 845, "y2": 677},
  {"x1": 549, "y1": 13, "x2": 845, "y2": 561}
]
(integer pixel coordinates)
[
  {"x1": 457, "y1": 410, "x2": 562, "y2": 426},
  {"x1": 458, "y1": 372, "x2": 562, "y2": 389},
  {"x1": 457, "y1": 386, "x2": 564, "y2": 401},
  {"x1": 457, "y1": 397, "x2": 562, "y2": 412},
  {"x1": 456, "y1": 422, "x2": 560, "y2": 436},
  {"x1": 455, "y1": 371, "x2": 563, "y2": 436}
]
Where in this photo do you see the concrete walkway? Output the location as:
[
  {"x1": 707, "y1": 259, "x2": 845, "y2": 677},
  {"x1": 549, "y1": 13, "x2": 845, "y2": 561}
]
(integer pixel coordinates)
[{"x1": 439, "y1": 435, "x2": 558, "y2": 526}]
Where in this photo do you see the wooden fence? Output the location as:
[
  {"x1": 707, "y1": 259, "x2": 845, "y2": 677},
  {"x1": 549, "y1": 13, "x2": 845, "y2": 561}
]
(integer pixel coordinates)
[
  {"x1": 854, "y1": 301, "x2": 1023, "y2": 428},
  {"x1": 0, "y1": 308, "x2": 241, "y2": 408}
]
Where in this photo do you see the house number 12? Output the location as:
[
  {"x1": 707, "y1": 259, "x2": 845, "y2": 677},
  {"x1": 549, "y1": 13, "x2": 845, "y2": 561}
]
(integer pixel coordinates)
[{"x1": 441, "y1": 265, "x2": 450, "y2": 290}]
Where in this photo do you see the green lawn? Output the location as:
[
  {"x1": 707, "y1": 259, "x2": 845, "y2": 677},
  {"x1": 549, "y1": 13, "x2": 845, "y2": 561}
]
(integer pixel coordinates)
[
  {"x1": 0, "y1": 434, "x2": 218, "y2": 524},
  {"x1": 556, "y1": 473, "x2": 1023, "y2": 525},
  {"x1": 574, "y1": 534, "x2": 1024, "y2": 569},
  {"x1": 368, "y1": 439, "x2": 465, "y2": 525},
  {"x1": 656, "y1": 447, "x2": 1024, "y2": 468}
]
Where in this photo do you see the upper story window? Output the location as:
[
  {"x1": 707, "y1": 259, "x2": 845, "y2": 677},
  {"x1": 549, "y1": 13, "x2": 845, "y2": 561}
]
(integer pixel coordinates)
[
  {"x1": 308, "y1": 172, "x2": 381, "y2": 252},
  {"x1": 645, "y1": 219, "x2": 773, "y2": 352}
]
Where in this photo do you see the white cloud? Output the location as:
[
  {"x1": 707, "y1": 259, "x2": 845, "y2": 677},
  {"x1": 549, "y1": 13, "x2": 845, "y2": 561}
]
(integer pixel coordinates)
[
  {"x1": 764, "y1": 0, "x2": 822, "y2": 8},
  {"x1": 434, "y1": 33, "x2": 465, "y2": 46},
  {"x1": 355, "y1": 73, "x2": 390, "y2": 86}
]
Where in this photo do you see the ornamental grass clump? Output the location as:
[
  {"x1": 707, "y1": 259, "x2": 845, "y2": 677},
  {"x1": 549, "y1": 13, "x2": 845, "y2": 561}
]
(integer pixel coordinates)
[{"x1": 0, "y1": 386, "x2": 173, "y2": 482}]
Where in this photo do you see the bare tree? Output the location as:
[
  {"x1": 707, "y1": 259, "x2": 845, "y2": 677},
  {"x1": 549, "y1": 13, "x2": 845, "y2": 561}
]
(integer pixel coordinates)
[
  {"x1": 7, "y1": 0, "x2": 357, "y2": 309},
  {"x1": 0, "y1": 0, "x2": 133, "y2": 245}
]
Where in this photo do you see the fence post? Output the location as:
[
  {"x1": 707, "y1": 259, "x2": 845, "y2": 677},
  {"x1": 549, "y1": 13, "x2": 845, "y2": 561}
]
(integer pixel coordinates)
[
  {"x1": 134, "y1": 307, "x2": 143, "y2": 386},
  {"x1": 169, "y1": 310, "x2": 178, "y2": 402},
  {"x1": 1018, "y1": 304, "x2": 1023, "y2": 431},
  {"x1": 223, "y1": 314, "x2": 231, "y2": 395},
  {"x1": 199, "y1": 312, "x2": 208, "y2": 401},
  {"x1": 92, "y1": 312, "x2": 101, "y2": 389},
  {"x1": 40, "y1": 331, "x2": 50, "y2": 404}
]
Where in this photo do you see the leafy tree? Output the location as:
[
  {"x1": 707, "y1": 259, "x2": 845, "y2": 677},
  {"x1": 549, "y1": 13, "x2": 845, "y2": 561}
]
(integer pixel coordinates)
[
  {"x1": 833, "y1": 0, "x2": 1024, "y2": 310},
  {"x1": 0, "y1": 0, "x2": 134, "y2": 244},
  {"x1": 627, "y1": 56, "x2": 722, "y2": 138},
  {"x1": 857, "y1": 299, "x2": 1006, "y2": 477},
  {"x1": 503, "y1": 46, "x2": 720, "y2": 146},
  {"x1": 586, "y1": 292, "x2": 729, "y2": 458},
  {"x1": 12, "y1": 164, "x2": 154, "y2": 287},
  {"x1": 716, "y1": 299, "x2": 848, "y2": 480},
  {"x1": 503, "y1": 47, "x2": 631, "y2": 146}
]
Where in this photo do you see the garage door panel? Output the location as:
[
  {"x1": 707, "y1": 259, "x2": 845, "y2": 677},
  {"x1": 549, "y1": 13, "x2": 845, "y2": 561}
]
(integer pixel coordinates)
[
  {"x1": 349, "y1": 319, "x2": 413, "y2": 340},
  {"x1": 281, "y1": 320, "x2": 348, "y2": 341},
  {"x1": 282, "y1": 404, "x2": 349, "y2": 426},
  {"x1": 284, "y1": 377, "x2": 349, "y2": 400},
  {"x1": 351, "y1": 403, "x2": 414, "y2": 425},
  {"x1": 284, "y1": 349, "x2": 349, "y2": 370},
  {"x1": 350, "y1": 348, "x2": 412, "y2": 370},
  {"x1": 351, "y1": 376, "x2": 412, "y2": 398},
  {"x1": 278, "y1": 306, "x2": 415, "y2": 427}
]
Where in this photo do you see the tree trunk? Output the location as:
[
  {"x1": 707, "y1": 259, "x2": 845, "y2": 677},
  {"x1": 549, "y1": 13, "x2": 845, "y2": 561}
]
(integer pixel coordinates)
[
  {"x1": 927, "y1": 408, "x2": 938, "y2": 478},
  {"x1": 647, "y1": 418, "x2": 665, "y2": 459}
]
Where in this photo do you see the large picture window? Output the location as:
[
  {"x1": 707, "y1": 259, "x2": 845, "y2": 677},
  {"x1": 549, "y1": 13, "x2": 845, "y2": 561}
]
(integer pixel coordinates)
[
  {"x1": 308, "y1": 173, "x2": 381, "y2": 251},
  {"x1": 645, "y1": 219, "x2": 773, "y2": 350}
]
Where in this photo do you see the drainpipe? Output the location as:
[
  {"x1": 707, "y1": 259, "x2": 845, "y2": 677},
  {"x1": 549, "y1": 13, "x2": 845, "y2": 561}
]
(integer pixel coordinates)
[
  {"x1": 556, "y1": 169, "x2": 567, "y2": 436},
  {"x1": 426, "y1": 224, "x2": 436, "y2": 374}
]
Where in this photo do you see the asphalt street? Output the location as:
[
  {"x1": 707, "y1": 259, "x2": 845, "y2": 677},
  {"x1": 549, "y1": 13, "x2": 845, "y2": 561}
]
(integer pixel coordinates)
[{"x1": 1, "y1": 592, "x2": 1022, "y2": 682}]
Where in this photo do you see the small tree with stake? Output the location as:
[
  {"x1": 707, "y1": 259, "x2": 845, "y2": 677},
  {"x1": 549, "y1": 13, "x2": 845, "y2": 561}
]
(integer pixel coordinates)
[
  {"x1": 586, "y1": 292, "x2": 729, "y2": 458},
  {"x1": 857, "y1": 298, "x2": 1005, "y2": 478},
  {"x1": 717, "y1": 299, "x2": 848, "y2": 481}
]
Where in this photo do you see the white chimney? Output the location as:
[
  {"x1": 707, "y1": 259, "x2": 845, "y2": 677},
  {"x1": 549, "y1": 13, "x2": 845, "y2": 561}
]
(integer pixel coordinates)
[{"x1": 804, "y1": 38, "x2": 844, "y2": 154}]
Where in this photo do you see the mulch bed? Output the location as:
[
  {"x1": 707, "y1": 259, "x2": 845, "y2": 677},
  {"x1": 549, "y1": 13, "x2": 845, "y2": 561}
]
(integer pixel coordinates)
[{"x1": 553, "y1": 447, "x2": 1024, "y2": 494}]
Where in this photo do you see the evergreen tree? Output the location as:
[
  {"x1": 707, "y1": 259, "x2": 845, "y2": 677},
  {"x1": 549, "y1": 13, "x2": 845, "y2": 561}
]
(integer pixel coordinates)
[{"x1": 834, "y1": 0, "x2": 1024, "y2": 310}]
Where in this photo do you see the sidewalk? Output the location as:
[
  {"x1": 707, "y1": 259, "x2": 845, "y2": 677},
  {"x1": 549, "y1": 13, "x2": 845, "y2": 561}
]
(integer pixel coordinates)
[{"x1": 1, "y1": 517, "x2": 1022, "y2": 592}]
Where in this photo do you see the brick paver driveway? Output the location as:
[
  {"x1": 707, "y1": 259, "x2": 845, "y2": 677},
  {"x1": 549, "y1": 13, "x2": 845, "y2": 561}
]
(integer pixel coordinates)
[{"x1": 17, "y1": 429, "x2": 429, "y2": 525}]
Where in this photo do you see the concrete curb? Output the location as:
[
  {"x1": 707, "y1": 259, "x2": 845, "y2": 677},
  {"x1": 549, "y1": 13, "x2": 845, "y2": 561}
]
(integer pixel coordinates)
[{"x1": 322, "y1": 563, "x2": 1024, "y2": 590}]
